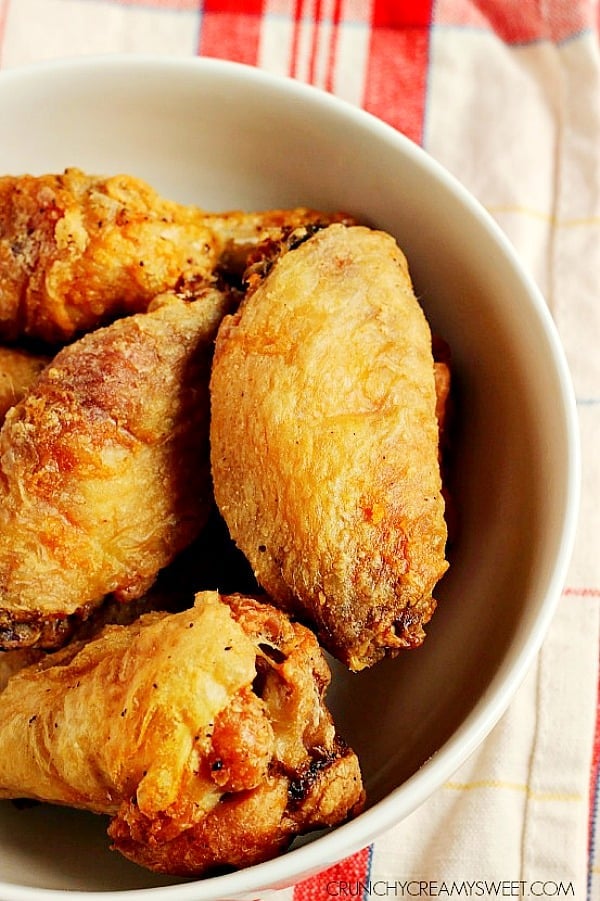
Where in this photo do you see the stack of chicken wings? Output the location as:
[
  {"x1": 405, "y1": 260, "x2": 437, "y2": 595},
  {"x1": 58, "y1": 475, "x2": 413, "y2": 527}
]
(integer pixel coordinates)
[{"x1": 0, "y1": 168, "x2": 450, "y2": 878}]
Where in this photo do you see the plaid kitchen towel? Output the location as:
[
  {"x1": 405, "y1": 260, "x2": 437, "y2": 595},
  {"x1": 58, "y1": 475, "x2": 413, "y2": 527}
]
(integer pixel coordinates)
[{"x1": 1, "y1": 2, "x2": 599, "y2": 900}]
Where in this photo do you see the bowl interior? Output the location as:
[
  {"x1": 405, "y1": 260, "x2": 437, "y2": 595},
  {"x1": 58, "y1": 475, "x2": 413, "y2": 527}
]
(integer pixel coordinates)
[{"x1": 0, "y1": 58, "x2": 578, "y2": 898}]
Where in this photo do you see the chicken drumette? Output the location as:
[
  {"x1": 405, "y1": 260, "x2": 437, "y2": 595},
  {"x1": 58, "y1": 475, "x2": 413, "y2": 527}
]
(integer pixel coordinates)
[
  {"x1": 0, "y1": 290, "x2": 231, "y2": 649},
  {"x1": 0, "y1": 591, "x2": 364, "y2": 876},
  {"x1": 210, "y1": 224, "x2": 449, "y2": 671}
]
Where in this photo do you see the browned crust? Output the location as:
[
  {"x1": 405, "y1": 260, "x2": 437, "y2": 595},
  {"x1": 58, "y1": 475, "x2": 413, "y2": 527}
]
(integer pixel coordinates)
[
  {"x1": 107, "y1": 592, "x2": 365, "y2": 875},
  {"x1": 0, "y1": 292, "x2": 231, "y2": 647},
  {"x1": 0, "y1": 168, "x2": 221, "y2": 343},
  {"x1": 0, "y1": 609, "x2": 86, "y2": 650},
  {"x1": 0, "y1": 591, "x2": 364, "y2": 877},
  {"x1": 210, "y1": 224, "x2": 449, "y2": 671}
]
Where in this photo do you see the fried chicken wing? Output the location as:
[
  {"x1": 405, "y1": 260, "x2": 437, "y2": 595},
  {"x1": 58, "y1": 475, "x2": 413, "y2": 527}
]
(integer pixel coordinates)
[
  {"x1": 0, "y1": 345, "x2": 49, "y2": 422},
  {"x1": 0, "y1": 168, "x2": 221, "y2": 343},
  {"x1": 0, "y1": 591, "x2": 364, "y2": 876},
  {"x1": 210, "y1": 224, "x2": 449, "y2": 671},
  {"x1": 0, "y1": 290, "x2": 231, "y2": 649}
]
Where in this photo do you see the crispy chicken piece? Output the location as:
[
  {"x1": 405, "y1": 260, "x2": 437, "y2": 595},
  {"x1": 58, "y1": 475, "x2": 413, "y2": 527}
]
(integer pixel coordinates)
[
  {"x1": 0, "y1": 168, "x2": 221, "y2": 343},
  {"x1": 0, "y1": 165, "x2": 355, "y2": 344},
  {"x1": 0, "y1": 591, "x2": 364, "y2": 876},
  {"x1": 0, "y1": 345, "x2": 49, "y2": 422},
  {"x1": 0, "y1": 290, "x2": 231, "y2": 650},
  {"x1": 210, "y1": 224, "x2": 449, "y2": 671}
]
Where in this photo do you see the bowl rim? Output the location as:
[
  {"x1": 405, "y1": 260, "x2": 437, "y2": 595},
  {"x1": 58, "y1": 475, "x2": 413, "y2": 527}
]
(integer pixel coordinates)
[{"x1": 0, "y1": 53, "x2": 582, "y2": 901}]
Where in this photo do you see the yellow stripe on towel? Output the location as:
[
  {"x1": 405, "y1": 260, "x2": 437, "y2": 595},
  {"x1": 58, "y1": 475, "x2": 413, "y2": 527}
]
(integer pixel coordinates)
[{"x1": 444, "y1": 779, "x2": 582, "y2": 803}]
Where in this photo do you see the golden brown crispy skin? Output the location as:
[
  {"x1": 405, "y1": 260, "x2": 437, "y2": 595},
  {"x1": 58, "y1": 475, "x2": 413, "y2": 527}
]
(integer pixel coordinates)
[
  {"x1": 0, "y1": 168, "x2": 221, "y2": 343},
  {"x1": 0, "y1": 591, "x2": 364, "y2": 876},
  {"x1": 0, "y1": 346, "x2": 49, "y2": 423},
  {"x1": 210, "y1": 224, "x2": 449, "y2": 671},
  {"x1": 0, "y1": 291, "x2": 231, "y2": 649}
]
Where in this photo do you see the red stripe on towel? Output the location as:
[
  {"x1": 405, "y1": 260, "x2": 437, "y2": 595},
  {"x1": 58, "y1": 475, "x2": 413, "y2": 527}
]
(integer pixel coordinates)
[
  {"x1": 363, "y1": 0, "x2": 434, "y2": 145},
  {"x1": 198, "y1": 0, "x2": 265, "y2": 65}
]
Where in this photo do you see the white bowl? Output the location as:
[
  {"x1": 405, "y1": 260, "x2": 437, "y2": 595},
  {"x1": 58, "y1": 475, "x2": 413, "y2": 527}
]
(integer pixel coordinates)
[{"x1": 0, "y1": 56, "x2": 580, "y2": 900}]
